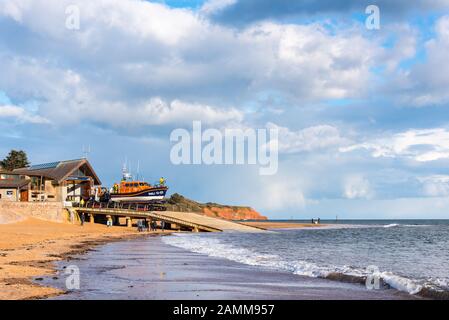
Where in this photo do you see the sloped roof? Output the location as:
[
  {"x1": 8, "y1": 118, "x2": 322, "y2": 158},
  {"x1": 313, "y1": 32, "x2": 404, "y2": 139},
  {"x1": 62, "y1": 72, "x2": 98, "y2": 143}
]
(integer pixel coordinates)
[
  {"x1": 13, "y1": 159, "x2": 101, "y2": 185},
  {"x1": 0, "y1": 179, "x2": 30, "y2": 189}
]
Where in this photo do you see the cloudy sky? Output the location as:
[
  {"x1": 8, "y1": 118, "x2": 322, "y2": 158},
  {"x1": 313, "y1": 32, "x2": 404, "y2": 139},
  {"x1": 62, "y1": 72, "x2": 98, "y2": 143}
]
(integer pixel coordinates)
[{"x1": 1, "y1": 0, "x2": 449, "y2": 219}]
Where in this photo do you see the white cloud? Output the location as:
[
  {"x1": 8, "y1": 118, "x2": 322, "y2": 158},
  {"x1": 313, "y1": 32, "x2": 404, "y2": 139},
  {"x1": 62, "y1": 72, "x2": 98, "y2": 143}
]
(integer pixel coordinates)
[
  {"x1": 343, "y1": 175, "x2": 373, "y2": 199},
  {"x1": 200, "y1": 0, "x2": 237, "y2": 15},
  {"x1": 260, "y1": 22, "x2": 380, "y2": 101},
  {"x1": 267, "y1": 122, "x2": 350, "y2": 154},
  {"x1": 0, "y1": 0, "x2": 385, "y2": 129},
  {"x1": 418, "y1": 175, "x2": 449, "y2": 197},
  {"x1": 393, "y1": 15, "x2": 449, "y2": 107},
  {"x1": 0, "y1": 104, "x2": 49, "y2": 124},
  {"x1": 380, "y1": 23, "x2": 418, "y2": 72},
  {"x1": 257, "y1": 179, "x2": 306, "y2": 211},
  {"x1": 93, "y1": 98, "x2": 244, "y2": 127},
  {"x1": 340, "y1": 128, "x2": 449, "y2": 162}
]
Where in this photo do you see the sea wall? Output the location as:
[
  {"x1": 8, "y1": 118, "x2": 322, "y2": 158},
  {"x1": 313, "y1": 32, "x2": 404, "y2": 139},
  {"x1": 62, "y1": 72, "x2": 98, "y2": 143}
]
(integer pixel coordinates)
[
  {"x1": 202, "y1": 206, "x2": 267, "y2": 220},
  {"x1": 0, "y1": 201, "x2": 66, "y2": 224}
]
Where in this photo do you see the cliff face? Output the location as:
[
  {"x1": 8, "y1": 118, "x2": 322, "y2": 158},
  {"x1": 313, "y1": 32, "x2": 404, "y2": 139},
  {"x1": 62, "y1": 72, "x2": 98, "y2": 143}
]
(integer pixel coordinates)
[
  {"x1": 166, "y1": 193, "x2": 267, "y2": 221},
  {"x1": 202, "y1": 206, "x2": 267, "y2": 220}
]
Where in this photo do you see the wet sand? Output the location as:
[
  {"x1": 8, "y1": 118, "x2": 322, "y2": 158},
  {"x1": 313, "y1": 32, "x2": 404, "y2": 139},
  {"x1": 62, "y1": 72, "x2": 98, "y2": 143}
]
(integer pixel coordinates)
[
  {"x1": 240, "y1": 221, "x2": 328, "y2": 229},
  {"x1": 0, "y1": 218, "x2": 168, "y2": 300},
  {"x1": 43, "y1": 236, "x2": 419, "y2": 300}
]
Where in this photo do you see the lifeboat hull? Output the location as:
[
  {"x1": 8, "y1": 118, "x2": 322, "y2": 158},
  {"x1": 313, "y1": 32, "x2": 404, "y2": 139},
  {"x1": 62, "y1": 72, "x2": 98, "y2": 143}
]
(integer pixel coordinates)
[{"x1": 110, "y1": 187, "x2": 168, "y2": 203}]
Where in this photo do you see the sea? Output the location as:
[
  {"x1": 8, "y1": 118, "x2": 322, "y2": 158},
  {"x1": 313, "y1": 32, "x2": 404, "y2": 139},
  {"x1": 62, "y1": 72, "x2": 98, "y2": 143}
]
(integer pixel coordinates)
[{"x1": 162, "y1": 219, "x2": 449, "y2": 298}]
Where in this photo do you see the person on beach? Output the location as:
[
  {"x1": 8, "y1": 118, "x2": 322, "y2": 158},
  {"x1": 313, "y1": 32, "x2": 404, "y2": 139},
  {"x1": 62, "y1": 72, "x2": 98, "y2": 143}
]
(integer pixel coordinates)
[
  {"x1": 80, "y1": 212, "x2": 85, "y2": 226},
  {"x1": 311, "y1": 218, "x2": 314, "y2": 224},
  {"x1": 161, "y1": 220, "x2": 165, "y2": 232},
  {"x1": 137, "y1": 220, "x2": 143, "y2": 232},
  {"x1": 318, "y1": 218, "x2": 321, "y2": 224}
]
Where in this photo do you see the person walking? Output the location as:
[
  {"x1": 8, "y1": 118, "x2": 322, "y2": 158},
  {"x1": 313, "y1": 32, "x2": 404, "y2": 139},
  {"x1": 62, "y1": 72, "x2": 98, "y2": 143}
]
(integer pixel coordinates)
[
  {"x1": 161, "y1": 220, "x2": 165, "y2": 232},
  {"x1": 80, "y1": 212, "x2": 85, "y2": 226}
]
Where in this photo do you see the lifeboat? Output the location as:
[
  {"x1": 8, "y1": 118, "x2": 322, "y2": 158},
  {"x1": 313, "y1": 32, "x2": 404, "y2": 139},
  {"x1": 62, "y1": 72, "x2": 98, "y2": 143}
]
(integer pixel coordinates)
[
  {"x1": 108, "y1": 163, "x2": 168, "y2": 203},
  {"x1": 110, "y1": 180, "x2": 168, "y2": 203}
]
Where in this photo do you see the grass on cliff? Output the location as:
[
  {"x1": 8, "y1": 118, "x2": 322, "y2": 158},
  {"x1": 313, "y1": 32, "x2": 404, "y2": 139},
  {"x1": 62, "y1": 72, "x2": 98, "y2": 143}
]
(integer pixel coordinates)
[{"x1": 166, "y1": 193, "x2": 249, "y2": 213}]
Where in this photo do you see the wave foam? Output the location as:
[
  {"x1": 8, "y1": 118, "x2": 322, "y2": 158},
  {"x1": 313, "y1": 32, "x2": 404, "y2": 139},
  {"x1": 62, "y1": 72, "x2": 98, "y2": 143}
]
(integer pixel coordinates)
[
  {"x1": 162, "y1": 234, "x2": 433, "y2": 295},
  {"x1": 383, "y1": 224, "x2": 399, "y2": 228}
]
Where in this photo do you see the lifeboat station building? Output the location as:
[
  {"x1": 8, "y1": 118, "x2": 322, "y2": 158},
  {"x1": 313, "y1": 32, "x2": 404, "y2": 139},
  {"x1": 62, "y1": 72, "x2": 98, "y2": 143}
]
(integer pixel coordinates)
[
  {"x1": 0, "y1": 159, "x2": 101, "y2": 204},
  {"x1": 0, "y1": 169, "x2": 30, "y2": 201}
]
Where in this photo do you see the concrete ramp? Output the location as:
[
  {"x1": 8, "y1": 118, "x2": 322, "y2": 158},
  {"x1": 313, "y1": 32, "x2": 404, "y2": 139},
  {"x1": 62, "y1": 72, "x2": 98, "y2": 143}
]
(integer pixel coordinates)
[
  {"x1": 74, "y1": 205, "x2": 264, "y2": 233},
  {"x1": 161, "y1": 211, "x2": 264, "y2": 233}
]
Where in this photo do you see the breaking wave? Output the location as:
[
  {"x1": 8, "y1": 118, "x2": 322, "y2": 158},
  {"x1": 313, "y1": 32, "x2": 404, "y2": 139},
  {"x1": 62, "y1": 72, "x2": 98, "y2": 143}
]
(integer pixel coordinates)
[
  {"x1": 162, "y1": 233, "x2": 448, "y2": 298},
  {"x1": 383, "y1": 224, "x2": 399, "y2": 228}
]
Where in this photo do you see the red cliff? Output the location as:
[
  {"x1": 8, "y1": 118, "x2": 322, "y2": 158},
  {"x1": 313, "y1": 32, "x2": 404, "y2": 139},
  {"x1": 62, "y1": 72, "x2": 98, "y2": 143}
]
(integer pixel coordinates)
[
  {"x1": 202, "y1": 206, "x2": 267, "y2": 220},
  {"x1": 166, "y1": 193, "x2": 267, "y2": 221}
]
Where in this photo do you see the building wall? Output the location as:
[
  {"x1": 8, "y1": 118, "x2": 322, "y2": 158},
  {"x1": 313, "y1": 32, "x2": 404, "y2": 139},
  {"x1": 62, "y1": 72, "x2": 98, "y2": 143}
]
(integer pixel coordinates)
[
  {"x1": 66, "y1": 182, "x2": 83, "y2": 202},
  {"x1": 56, "y1": 185, "x2": 66, "y2": 202},
  {"x1": 44, "y1": 180, "x2": 58, "y2": 201},
  {"x1": 0, "y1": 188, "x2": 18, "y2": 201}
]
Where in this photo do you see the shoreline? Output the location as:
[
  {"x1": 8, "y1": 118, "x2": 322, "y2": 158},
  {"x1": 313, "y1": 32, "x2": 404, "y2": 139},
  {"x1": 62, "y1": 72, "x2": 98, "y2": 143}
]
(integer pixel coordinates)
[
  {"x1": 239, "y1": 221, "x2": 329, "y2": 229},
  {"x1": 0, "y1": 218, "x2": 317, "y2": 300},
  {"x1": 42, "y1": 235, "x2": 418, "y2": 300},
  {"x1": 1, "y1": 219, "x2": 442, "y2": 300},
  {"x1": 0, "y1": 218, "x2": 170, "y2": 300}
]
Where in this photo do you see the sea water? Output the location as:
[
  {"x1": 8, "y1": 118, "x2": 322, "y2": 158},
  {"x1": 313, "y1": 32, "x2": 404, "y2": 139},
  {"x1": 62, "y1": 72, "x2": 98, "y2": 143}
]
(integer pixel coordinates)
[{"x1": 162, "y1": 220, "x2": 449, "y2": 297}]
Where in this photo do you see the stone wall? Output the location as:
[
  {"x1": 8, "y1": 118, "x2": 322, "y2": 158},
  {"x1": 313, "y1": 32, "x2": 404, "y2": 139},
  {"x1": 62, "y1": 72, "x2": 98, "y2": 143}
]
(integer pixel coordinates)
[{"x1": 0, "y1": 201, "x2": 66, "y2": 224}]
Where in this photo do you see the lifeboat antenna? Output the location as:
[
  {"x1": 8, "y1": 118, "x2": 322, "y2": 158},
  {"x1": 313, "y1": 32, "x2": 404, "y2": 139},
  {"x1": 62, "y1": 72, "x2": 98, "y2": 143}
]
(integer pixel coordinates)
[
  {"x1": 122, "y1": 158, "x2": 132, "y2": 181},
  {"x1": 82, "y1": 145, "x2": 91, "y2": 159}
]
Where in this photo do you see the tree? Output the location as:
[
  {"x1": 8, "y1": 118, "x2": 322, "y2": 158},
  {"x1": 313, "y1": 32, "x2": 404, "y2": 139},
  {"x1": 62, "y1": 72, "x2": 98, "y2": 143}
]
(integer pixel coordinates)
[{"x1": 0, "y1": 150, "x2": 30, "y2": 171}]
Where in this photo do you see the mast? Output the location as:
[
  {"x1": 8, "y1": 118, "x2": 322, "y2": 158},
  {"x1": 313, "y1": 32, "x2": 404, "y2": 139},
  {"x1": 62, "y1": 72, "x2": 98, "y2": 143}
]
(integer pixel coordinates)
[{"x1": 122, "y1": 160, "x2": 132, "y2": 181}]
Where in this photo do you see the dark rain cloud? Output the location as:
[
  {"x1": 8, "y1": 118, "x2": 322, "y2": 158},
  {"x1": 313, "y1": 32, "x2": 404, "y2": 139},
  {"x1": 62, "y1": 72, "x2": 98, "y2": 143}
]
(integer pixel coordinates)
[{"x1": 208, "y1": 0, "x2": 449, "y2": 25}]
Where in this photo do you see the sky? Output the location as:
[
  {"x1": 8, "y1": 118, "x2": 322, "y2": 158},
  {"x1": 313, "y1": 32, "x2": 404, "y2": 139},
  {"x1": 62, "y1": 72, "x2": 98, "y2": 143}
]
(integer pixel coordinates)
[{"x1": 1, "y1": 0, "x2": 449, "y2": 219}]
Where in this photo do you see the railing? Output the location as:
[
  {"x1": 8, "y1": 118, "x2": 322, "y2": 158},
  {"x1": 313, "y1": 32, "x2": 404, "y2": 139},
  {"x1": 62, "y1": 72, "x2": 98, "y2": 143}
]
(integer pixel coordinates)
[
  {"x1": 75, "y1": 201, "x2": 166, "y2": 212},
  {"x1": 73, "y1": 202, "x2": 222, "y2": 232}
]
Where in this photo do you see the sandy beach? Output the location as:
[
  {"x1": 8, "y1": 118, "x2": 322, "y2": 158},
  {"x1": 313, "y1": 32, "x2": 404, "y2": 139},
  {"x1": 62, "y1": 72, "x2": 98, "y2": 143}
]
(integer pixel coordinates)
[
  {"x1": 240, "y1": 221, "x2": 327, "y2": 229},
  {"x1": 0, "y1": 218, "x2": 318, "y2": 300},
  {"x1": 0, "y1": 218, "x2": 168, "y2": 300}
]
